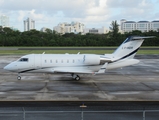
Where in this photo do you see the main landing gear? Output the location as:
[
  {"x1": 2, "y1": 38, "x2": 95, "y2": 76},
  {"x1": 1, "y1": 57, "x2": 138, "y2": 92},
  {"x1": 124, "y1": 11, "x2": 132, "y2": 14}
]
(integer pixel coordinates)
[{"x1": 72, "y1": 74, "x2": 80, "y2": 81}]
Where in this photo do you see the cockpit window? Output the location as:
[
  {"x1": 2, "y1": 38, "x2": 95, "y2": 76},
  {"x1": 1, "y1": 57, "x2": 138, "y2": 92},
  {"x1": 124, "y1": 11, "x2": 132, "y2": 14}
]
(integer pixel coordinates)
[{"x1": 19, "y1": 58, "x2": 29, "y2": 62}]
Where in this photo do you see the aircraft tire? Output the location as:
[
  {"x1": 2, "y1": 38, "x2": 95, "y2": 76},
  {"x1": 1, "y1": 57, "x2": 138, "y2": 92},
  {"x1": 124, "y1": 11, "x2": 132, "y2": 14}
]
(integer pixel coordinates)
[
  {"x1": 17, "y1": 76, "x2": 21, "y2": 80},
  {"x1": 75, "y1": 75, "x2": 80, "y2": 81}
]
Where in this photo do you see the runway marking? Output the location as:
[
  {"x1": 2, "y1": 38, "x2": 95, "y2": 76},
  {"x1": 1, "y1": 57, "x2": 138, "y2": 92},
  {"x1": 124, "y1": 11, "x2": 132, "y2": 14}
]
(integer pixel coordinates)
[
  {"x1": 110, "y1": 91, "x2": 141, "y2": 95},
  {"x1": 141, "y1": 82, "x2": 155, "y2": 90}
]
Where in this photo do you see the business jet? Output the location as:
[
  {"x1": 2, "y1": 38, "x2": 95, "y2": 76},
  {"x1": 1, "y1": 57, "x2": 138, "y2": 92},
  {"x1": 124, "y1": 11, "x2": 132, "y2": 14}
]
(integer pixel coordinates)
[{"x1": 4, "y1": 36, "x2": 154, "y2": 81}]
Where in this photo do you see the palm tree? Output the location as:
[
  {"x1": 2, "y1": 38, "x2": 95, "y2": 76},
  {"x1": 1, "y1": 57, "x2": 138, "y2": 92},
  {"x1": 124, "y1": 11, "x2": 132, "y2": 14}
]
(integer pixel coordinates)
[{"x1": 109, "y1": 20, "x2": 119, "y2": 37}]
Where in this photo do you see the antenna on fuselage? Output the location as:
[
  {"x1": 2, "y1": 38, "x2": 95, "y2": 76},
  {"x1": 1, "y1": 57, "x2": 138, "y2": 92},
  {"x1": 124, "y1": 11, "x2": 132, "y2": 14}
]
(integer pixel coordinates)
[
  {"x1": 77, "y1": 52, "x2": 80, "y2": 54},
  {"x1": 42, "y1": 52, "x2": 45, "y2": 54}
]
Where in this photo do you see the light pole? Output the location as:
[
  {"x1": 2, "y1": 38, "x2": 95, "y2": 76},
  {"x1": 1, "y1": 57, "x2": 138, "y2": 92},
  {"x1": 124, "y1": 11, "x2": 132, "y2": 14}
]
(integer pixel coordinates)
[{"x1": 80, "y1": 103, "x2": 87, "y2": 120}]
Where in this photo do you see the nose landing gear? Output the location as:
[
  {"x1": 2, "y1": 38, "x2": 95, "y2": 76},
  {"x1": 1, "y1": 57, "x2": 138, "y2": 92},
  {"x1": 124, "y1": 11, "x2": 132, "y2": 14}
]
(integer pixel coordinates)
[{"x1": 17, "y1": 73, "x2": 21, "y2": 80}]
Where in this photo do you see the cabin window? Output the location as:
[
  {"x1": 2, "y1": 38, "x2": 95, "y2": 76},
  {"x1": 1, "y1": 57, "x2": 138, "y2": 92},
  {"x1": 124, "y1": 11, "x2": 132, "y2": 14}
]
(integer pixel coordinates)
[
  {"x1": 73, "y1": 60, "x2": 75, "y2": 63},
  {"x1": 45, "y1": 60, "x2": 47, "y2": 63},
  {"x1": 19, "y1": 58, "x2": 28, "y2": 62},
  {"x1": 56, "y1": 60, "x2": 58, "y2": 63},
  {"x1": 61, "y1": 60, "x2": 63, "y2": 63},
  {"x1": 67, "y1": 60, "x2": 69, "y2": 63},
  {"x1": 50, "y1": 60, "x2": 52, "y2": 63}
]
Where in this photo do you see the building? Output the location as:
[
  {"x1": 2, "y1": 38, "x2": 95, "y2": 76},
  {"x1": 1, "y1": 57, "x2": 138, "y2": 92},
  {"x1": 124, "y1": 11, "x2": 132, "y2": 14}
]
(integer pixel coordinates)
[
  {"x1": 41, "y1": 27, "x2": 47, "y2": 32},
  {"x1": 53, "y1": 21, "x2": 85, "y2": 34},
  {"x1": 24, "y1": 18, "x2": 35, "y2": 31},
  {"x1": 84, "y1": 27, "x2": 109, "y2": 34},
  {"x1": 120, "y1": 19, "x2": 159, "y2": 33},
  {"x1": 0, "y1": 15, "x2": 9, "y2": 27},
  {"x1": 40, "y1": 27, "x2": 53, "y2": 33}
]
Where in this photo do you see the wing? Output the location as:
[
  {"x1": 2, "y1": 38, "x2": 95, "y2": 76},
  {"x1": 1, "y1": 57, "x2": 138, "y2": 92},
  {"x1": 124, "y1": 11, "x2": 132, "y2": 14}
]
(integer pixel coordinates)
[
  {"x1": 52, "y1": 67, "x2": 95, "y2": 74},
  {"x1": 49, "y1": 63, "x2": 108, "y2": 74}
]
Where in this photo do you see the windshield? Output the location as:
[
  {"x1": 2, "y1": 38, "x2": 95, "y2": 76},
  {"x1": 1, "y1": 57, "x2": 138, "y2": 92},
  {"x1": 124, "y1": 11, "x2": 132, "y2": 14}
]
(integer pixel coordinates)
[{"x1": 18, "y1": 58, "x2": 29, "y2": 62}]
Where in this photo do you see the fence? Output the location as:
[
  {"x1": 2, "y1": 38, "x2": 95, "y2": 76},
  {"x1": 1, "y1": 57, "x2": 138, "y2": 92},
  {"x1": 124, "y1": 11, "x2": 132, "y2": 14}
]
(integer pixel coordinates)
[{"x1": 0, "y1": 108, "x2": 159, "y2": 120}]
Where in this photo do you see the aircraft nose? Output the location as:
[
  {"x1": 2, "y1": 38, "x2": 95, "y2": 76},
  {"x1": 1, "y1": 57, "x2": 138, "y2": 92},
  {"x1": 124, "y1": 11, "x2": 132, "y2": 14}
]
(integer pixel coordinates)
[
  {"x1": 4, "y1": 62, "x2": 18, "y2": 71},
  {"x1": 4, "y1": 64, "x2": 11, "y2": 71},
  {"x1": 4, "y1": 63, "x2": 15, "y2": 71}
]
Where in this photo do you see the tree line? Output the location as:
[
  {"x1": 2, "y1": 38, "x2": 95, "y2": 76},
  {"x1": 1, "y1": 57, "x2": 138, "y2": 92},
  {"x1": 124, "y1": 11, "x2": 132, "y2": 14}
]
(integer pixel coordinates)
[{"x1": 0, "y1": 21, "x2": 159, "y2": 46}]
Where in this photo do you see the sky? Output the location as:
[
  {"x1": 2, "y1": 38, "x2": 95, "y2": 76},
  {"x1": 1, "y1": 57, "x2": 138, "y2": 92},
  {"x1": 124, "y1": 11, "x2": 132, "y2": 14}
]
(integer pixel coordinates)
[{"x1": 0, "y1": 0, "x2": 159, "y2": 31}]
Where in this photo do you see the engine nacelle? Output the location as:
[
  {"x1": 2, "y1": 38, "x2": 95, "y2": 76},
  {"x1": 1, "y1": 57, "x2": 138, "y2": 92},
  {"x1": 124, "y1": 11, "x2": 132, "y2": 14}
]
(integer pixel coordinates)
[{"x1": 83, "y1": 55, "x2": 100, "y2": 65}]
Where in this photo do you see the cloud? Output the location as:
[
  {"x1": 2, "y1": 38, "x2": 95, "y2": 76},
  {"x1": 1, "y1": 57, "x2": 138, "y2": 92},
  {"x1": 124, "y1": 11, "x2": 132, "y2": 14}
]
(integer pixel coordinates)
[
  {"x1": 0, "y1": 0, "x2": 4, "y2": 5},
  {"x1": 0, "y1": 0, "x2": 159, "y2": 31},
  {"x1": 0, "y1": 0, "x2": 109, "y2": 17},
  {"x1": 86, "y1": 0, "x2": 108, "y2": 16},
  {"x1": 106, "y1": 0, "x2": 156, "y2": 21},
  {"x1": 17, "y1": 11, "x2": 27, "y2": 22}
]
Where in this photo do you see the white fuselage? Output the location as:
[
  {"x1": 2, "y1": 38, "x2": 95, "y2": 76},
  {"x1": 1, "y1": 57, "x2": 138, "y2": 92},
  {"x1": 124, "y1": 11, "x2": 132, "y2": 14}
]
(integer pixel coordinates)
[{"x1": 4, "y1": 53, "x2": 139, "y2": 74}]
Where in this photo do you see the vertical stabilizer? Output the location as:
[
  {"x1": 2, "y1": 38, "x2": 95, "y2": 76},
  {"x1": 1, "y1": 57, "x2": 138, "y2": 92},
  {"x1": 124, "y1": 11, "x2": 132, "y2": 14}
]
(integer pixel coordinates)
[{"x1": 113, "y1": 36, "x2": 154, "y2": 60}]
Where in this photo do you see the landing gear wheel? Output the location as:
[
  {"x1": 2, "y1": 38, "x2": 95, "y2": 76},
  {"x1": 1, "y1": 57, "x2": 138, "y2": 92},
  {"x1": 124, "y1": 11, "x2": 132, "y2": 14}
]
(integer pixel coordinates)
[
  {"x1": 72, "y1": 74, "x2": 80, "y2": 81},
  {"x1": 17, "y1": 76, "x2": 21, "y2": 80},
  {"x1": 75, "y1": 75, "x2": 80, "y2": 81}
]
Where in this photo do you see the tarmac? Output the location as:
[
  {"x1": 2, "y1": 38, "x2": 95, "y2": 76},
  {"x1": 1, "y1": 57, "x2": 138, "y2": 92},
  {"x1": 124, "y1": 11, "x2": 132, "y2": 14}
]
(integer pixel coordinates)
[{"x1": 0, "y1": 55, "x2": 159, "y2": 101}]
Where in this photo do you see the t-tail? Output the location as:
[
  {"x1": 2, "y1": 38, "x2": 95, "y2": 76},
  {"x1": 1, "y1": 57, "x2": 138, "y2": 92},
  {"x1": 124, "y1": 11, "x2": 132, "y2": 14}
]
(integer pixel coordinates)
[
  {"x1": 100, "y1": 36, "x2": 154, "y2": 70},
  {"x1": 113, "y1": 36, "x2": 154, "y2": 60}
]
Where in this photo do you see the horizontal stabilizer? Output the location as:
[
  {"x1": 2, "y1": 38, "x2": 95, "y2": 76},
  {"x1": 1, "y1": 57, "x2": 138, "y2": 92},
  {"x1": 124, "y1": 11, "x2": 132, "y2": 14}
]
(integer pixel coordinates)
[{"x1": 131, "y1": 36, "x2": 155, "y2": 39}]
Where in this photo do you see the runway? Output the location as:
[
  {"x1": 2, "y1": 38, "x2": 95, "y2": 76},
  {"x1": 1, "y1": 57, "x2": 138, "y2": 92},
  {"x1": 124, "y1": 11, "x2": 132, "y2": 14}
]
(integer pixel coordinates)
[{"x1": 0, "y1": 55, "x2": 159, "y2": 101}]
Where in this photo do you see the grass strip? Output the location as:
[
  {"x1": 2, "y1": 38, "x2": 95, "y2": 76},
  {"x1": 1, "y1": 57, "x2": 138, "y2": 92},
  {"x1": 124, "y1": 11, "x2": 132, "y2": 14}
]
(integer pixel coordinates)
[{"x1": 0, "y1": 50, "x2": 159, "y2": 55}]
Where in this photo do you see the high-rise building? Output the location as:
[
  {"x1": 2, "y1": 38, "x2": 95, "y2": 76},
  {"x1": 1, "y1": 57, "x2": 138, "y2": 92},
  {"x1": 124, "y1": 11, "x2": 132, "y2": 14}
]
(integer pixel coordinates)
[
  {"x1": 0, "y1": 15, "x2": 9, "y2": 27},
  {"x1": 54, "y1": 21, "x2": 85, "y2": 34},
  {"x1": 24, "y1": 18, "x2": 35, "y2": 31},
  {"x1": 120, "y1": 19, "x2": 159, "y2": 33}
]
